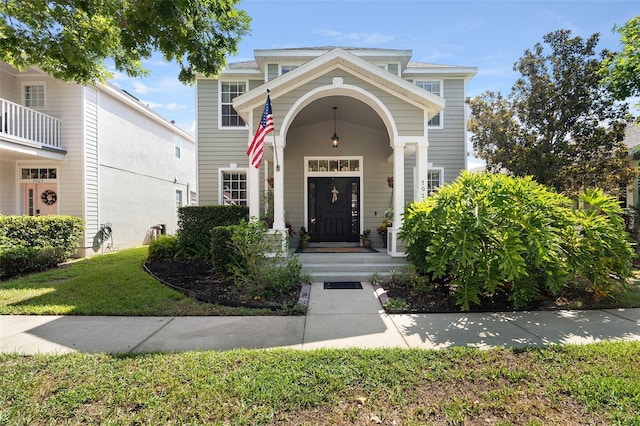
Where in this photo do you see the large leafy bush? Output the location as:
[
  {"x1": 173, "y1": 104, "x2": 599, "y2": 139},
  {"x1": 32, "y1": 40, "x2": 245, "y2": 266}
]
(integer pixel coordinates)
[{"x1": 401, "y1": 172, "x2": 633, "y2": 310}]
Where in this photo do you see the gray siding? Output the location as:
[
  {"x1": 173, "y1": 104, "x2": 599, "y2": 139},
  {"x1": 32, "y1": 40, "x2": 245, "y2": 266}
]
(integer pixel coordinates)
[
  {"x1": 197, "y1": 79, "x2": 252, "y2": 205},
  {"x1": 426, "y1": 79, "x2": 467, "y2": 183}
]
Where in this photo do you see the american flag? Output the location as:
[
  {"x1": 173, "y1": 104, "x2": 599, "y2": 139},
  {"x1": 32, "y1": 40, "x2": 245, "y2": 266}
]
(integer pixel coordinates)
[{"x1": 247, "y1": 95, "x2": 274, "y2": 169}]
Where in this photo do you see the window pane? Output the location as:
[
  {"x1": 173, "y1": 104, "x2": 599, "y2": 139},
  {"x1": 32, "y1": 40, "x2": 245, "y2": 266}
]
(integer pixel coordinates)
[
  {"x1": 25, "y1": 85, "x2": 45, "y2": 107},
  {"x1": 221, "y1": 82, "x2": 246, "y2": 127}
]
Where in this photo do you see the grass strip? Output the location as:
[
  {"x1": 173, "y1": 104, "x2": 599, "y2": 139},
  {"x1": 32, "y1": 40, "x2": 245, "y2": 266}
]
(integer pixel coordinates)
[{"x1": 1, "y1": 343, "x2": 639, "y2": 425}]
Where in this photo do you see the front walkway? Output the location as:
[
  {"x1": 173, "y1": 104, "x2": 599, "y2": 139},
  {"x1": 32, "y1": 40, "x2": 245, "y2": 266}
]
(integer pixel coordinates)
[{"x1": 2, "y1": 282, "x2": 640, "y2": 354}]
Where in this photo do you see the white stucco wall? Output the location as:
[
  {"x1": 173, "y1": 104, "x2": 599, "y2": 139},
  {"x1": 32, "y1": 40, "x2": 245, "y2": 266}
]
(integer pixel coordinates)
[{"x1": 93, "y1": 89, "x2": 196, "y2": 252}]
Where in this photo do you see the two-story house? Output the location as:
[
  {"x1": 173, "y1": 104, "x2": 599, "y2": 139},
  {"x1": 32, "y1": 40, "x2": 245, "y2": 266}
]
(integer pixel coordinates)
[
  {"x1": 0, "y1": 62, "x2": 196, "y2": 256},
  {"x1": 196, "y1": 47, "x2": 476, "y2": 255}
]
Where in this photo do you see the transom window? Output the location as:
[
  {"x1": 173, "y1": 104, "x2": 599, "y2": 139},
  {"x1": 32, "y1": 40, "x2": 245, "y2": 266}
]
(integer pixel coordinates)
[
  {"x1": 220, "y1": 170, "x2": 248, "y2": 205},
  {"x1": 21, "y1": 168, "x2": 57, "y2": 180},
  {"x1": 220, "y1": 82, "x2": 246, "y2": 128},
  {"x1": 307, "y1": 158, "x2": 360, "y2": 173},
  {"x1": 24, "y1": 84, "x2": 45, "y2": 108},
  {"x1": 415, "y1": 80, "x2": 442, "y2": 127}
]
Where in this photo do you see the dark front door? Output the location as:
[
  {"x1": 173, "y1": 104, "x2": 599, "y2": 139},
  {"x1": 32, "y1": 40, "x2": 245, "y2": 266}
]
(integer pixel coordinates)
[{"x1": 308, "y1": 177, "x2": 360, "y2": 242}]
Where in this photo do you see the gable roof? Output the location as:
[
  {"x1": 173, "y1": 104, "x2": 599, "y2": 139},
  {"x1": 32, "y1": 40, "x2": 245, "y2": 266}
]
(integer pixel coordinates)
[{"x1": 232, "y1": 47, "x2": 446, "y2": 121}]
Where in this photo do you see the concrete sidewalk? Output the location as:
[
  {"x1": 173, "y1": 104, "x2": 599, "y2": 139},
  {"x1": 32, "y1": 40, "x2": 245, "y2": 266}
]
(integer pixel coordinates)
[{"x1": 2, "y1": 282, "x2": 640, "y2": 354}]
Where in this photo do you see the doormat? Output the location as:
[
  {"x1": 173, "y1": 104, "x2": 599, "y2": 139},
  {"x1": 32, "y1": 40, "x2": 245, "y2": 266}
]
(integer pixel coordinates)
[
  {"x1": 295, "y1": 247, "x2": 379, "y2": 254},
  {"x1": 324, "y1": 281, "x2": 363, "y2": 290}
]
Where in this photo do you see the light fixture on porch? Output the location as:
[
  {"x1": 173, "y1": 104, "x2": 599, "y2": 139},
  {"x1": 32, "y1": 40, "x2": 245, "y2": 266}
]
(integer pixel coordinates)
[{"x1": 331, "y1": 106, "x2": 339, "y2": 148}]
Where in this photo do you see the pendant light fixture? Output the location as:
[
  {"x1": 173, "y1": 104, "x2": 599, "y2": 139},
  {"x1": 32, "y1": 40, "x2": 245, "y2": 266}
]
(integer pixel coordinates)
[{"x1": 331, "y1": 106, "x2": 339, "y2": 148}]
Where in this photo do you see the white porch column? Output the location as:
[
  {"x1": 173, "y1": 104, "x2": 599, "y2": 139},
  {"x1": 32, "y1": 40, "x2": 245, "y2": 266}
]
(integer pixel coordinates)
[
  {"x1": 389, "y1": 141, "x2": 405, "y2": 256},
  {"x1": 272, "y1": 136, "x2": 286, "y2": 230},
  {"x1": 248, "y1": 161, "x2": 260, "y2": 220},
  {"x1": 415, "y1": 141, "x2": 429, "y2": 201}
]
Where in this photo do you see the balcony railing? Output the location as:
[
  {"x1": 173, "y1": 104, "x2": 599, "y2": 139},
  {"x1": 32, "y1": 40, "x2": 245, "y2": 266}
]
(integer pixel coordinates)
[{"x1": 1, "y1": 98, "x2": 62, "y2": 150}]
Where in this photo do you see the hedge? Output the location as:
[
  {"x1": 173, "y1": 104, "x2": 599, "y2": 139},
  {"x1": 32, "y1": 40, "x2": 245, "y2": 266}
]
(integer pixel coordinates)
[
  {"x1": 0, "y1": 215, "x2": 85, "y2": 258},
  {"x1": 0, "y1": 215, "x2": 84, "y2": 279},
  {"x1": 0, "y1": 246, "x2": 67, "y2": 279},
  {"x1": 176, "y1": 205, "x2": 248, "y2": 257}
]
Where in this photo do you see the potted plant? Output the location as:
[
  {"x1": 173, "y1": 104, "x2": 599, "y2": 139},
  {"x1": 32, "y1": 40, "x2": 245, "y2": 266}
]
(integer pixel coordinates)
[
  {"x1": 299, "y1": 226, "x2": 311, "y2": 248},
  {"x1": 360, "y1": 228, "x2": 371, "y2": 248},
  {"x1": 376, "y1": 209, "x2": 393, "y2": 248}
]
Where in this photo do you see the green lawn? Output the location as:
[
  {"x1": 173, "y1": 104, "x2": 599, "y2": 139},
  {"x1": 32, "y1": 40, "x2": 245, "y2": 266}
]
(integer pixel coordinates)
[
  {"x1": 1, "y1": 343, "x2": 639, "y2": 424},
  {"x1": 0, "y1": 247, "x2": 281, "y2": 316}
]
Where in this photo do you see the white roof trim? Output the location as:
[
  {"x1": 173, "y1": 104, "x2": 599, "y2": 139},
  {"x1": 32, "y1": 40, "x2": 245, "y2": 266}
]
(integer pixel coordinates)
[{"x1": 233, "y1": 48, "x2": 444, "y2": 120}]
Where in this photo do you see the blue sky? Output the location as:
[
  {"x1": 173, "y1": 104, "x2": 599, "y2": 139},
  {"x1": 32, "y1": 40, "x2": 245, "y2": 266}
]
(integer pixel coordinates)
[{"x1": 110, "y1": 0, "x2": 638, "y2": 168}]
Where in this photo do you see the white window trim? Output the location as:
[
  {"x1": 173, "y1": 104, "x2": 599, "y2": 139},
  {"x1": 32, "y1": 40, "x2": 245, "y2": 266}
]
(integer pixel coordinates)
[
  {"x1": 22, "y1": 81, "x2": 47, "y2": 109},
  {"x1": 279, "y1": 64, "x2": 300, "y2": 75},
  {"x1": 303, "y1": 156, "x2": 364, "y2": 236},
  {"x1": 174, "y1": 136, "x2": 182, "y2": 160},
  {"x1": 176, "y1": 189, "x2": 183, "y2": 210},
  {"x1": 219, "y1": 167, "x2": 249, "y2": 206},
  {"x1": 414, "y1": 79, "x2": 444, "y2": 129},
  {"x1": 373, "y1": 62, "x2": 402, "y2": 76},
  {"x1": 218, "y1": 80, "x2": 249, "y2": 130},
  {"x1": 414, "y1": 165, "x2": 444, "y2": 198}
]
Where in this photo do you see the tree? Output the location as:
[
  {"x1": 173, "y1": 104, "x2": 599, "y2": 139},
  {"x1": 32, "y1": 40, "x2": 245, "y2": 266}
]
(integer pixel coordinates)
[
  {"x1": 0, "y1": 0, "x2": 251, "y2": 85},
  {"x1": 600, "y1": 16, "x2": 640, "y2": 106},
  {"x1": 468, "y1": 30, "x2": 634, "y2": 197}
]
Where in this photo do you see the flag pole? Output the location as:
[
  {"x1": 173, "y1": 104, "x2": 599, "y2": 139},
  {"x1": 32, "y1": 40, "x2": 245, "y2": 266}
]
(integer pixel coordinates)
[{"x1": 267, "y1": 89, "x2": 280, "y2": 171}]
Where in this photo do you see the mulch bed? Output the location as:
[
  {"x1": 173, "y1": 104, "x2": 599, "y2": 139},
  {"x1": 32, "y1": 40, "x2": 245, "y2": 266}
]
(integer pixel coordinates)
[
  {"x1": 145, "y1": 259, "x2": 595, "y2": 314},
  {"x1": 144, "y1": 258, "x2": 302, "y2": 311},
  {"x1": 380, "y1": 278, "x2": 592, "y2": 313}
]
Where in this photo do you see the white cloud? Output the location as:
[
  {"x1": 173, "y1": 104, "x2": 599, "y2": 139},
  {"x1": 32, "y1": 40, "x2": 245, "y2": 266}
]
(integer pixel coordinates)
[{"x1": 132, "y1": 81, "x2": 154, "y2": 95}]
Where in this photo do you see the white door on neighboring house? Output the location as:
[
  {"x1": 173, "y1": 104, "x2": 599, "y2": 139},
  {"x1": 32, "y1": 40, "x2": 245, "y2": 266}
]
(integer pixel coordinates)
[{"x1": 24, "y1": 183, "x2": 58, "y2": 216}]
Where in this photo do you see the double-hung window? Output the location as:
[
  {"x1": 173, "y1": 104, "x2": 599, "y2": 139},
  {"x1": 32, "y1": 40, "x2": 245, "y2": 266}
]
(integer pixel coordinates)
[
  {"x1": 415, "y1": 80, "x2": 443, "y2": 128},
  {"x1": 220, "y1": 169, "x2": 248, "y2": 205},
  {"x1": 426, "y1": 169, "x2": 444, "y2": 196},
  {"x1": 220, "y1": 82, "x2": 246, "y2": 128}
]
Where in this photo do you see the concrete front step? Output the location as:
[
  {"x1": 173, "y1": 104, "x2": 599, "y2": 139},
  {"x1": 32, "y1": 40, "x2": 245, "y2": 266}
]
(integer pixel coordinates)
[{"x1": 296, "y1": 252, "x2": 407, "y2": 283}]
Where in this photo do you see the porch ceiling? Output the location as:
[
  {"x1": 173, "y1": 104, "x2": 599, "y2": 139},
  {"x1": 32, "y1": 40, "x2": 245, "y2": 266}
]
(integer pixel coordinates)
[
  {"x1": 0, "y1": 140, "x2": 67, "y2": 162},
  {"x1": 289, "y1": 95, "x2": 385, "y2": 131}
]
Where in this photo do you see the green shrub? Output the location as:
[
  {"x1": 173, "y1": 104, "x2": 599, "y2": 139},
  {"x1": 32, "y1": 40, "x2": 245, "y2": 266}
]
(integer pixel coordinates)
[
  {"x1": 176, "y1": 205, "x2": 248, "y2": 258},
  {"x1": 0, "y1": 246, "x2": 66, "y2": 279},
  {"x1": 0, "y1": 215, "x2": 84, "y2": 258},
  {"x1": 567, "y1": 188, "x2": 634, "y2": 301},
  {"x1": 224, "y1": 221, "x2": 304, "y2": 299},
  {"x1": 400, "y1": 172, "x2": 633, "y2": 310},
  {"x1": 147, "y1": 235, "x2": 180, "y2": 261},
  {"x1": 210, "y1": 225, "x2": 237, "y2": 274}
]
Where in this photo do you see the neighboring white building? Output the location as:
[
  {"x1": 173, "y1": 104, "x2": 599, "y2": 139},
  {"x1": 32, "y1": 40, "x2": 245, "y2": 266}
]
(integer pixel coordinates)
[
  {"x1": 0, "y1": 62, "x2": 196, "y2": 256},
  {"x1": 196, "y1": 47, "x2": 476, "y2": 256}
]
